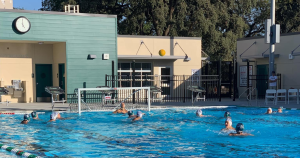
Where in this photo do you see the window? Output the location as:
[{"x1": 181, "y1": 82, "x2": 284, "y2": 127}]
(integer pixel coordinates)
[{"x1": 118, "y1": 63, "x2": 152, "y2": 87}]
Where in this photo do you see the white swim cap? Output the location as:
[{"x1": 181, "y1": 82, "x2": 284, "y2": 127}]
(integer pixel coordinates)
[
  {"x1": 137, "y1": 111, "x2": 143, "y2": 118},
  {"x1": 196, "y1": 109, "x2": 202, "y2": 115},
  {"x1": 226, "y1": 118, "x2": 232, "y2": 126},
  {"x1": 50, "y1": 112, "x2": 59, "y2": 120}
]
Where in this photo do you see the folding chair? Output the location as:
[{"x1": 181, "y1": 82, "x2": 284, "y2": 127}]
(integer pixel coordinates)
[
  {"x1": 276, "y1": 89, "x2": 287, "y2": 105},
  {"x1": 288, "y1": 89, "x2": 298, "y2": 104},
  {"x1": 265, "y1": 89, "x2": 276, "y2": 105}
]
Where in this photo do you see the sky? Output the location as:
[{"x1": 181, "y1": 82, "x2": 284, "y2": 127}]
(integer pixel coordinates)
[{"x1": 14, "y1": 0, "x2": 42, "y2": 10}]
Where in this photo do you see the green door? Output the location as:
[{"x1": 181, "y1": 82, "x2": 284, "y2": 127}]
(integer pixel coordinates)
[
  {"x1": 256, "y1": 65, "x2": 268, "y2": 97},
  {"x1": 36, "y1": 64, "x2": 53, "y2": 102},
  {"x1": 59, "y1": 64, "x2": 65, "y2": 99}
]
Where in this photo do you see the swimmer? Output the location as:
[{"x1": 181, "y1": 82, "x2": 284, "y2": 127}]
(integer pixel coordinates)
[
  {"x1": 128, "y1": 111, "x2": 136, "y2": 118},
  {"x1": 132, "y1": 111, "x2": 145, "y2": 121},
  {"x1": 224, "y1": 111, "x2": 231, "y2": 118},
  {"x1": 49, "y1": 111, "x2": 62, "y2": 122},
  {"x1": 21, "y1": 114, "x2": 30, "y2": 124},
  {"x1": 275, "y1": 107, "x2": 283, "y2": 113},
  {"x1": 266, "y1": 108, "x2": 272, "y2": 114},
  {"x1": 113, "y1": 102, "x2": 128, "y2": 114},
  {"x1": 31, "y1": 112, "x2": 39, "y2": 119},
  {"x1": 229, "y1": 123, "x2": 253, "y2": 136},
  {"x1": 222, "y1": 118, "x2": 235, "y2": 131},
  {"x1": 196, "y1": 109, "x2": 203, "y2": 117}
]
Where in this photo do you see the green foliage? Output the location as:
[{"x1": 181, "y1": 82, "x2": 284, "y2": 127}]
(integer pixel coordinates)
[{"x1": 39, "y1": 0, "x2": 300, "y2": 61}]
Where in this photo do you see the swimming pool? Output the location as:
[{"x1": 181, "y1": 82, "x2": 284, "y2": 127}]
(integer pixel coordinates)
[{"x1": 0, "y1": 107, "x2": 299, "y2": 157}]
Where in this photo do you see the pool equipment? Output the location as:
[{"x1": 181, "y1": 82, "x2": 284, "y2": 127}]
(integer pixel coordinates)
[
  {"x1": 0, "y1": 144, "x2": 42, "y2": 158},
  {"x1": 75, "y1": 87, "x2": 151, "y2": 114},
  {"x1": 187, "y1": 85, "x2": 206, "y2": 105},
  {"x1": 150, "y1": 86, "x2": 163, "y2": 103},
  {"x1": 45, "y1": 87, "x2": 66, "y2": 111},
  {"x1": 0, "y1": 87, "x2": 10, "y2": 106}
]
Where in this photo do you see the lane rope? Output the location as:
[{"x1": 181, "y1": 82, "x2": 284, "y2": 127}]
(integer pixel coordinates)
[{"x1": 0, "y1": 144, "x2": 42, "y2": 158}]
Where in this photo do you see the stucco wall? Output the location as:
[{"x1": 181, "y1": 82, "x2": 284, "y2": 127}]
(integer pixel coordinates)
[
  {"x1": 0, "y1": 42, "x2": 53, "y2": 103},
  {"x1": 0, "y1": 0, "x2": 13, "y2": 9},
  {"x1": 53, "y1": 43, "x2": 67, "y2": 96},
  {"x1": 237, "y1": 32, "x2": 300, "y2": 97},
  {"x1": 118, "y1": 36, "x2": 202, "y2": 76}
]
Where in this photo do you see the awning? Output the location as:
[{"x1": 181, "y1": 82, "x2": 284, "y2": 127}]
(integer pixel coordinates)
[
  {"x1": 241, "y1": 54, "x2": 280, "y2": 60},
  {"x1": 118, "y1": 55, "x2": 186, "y2": 60}
]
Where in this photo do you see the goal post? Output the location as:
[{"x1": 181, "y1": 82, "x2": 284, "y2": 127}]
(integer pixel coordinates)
[{"x1": 76, "y1": 87, "x2": 151, "y2": 114}]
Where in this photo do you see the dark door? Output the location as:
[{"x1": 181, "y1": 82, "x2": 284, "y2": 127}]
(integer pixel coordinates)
[
  {"x1": 36, "y1": 64, "x2": 53, "y2": 102},
  {"x1": 256, "y1": 65, "x2": 268, "y2": 97},
  {"x1": 161, "y1": 68, "x2": 171, "y2": 96},
  {"x1": 59, "y1": 64, "x2": 65, "y2": 99}
]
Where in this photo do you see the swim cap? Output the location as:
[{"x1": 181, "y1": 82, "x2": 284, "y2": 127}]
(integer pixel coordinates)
[
  {"x1": 24, "y1": 114, "x2": 30, "y2": 121},
  {"x1": 31, "y1": 112, "x2": 37, "y2": 118},
  {"x1": 279, "y1": 106, "x2": 283, "y2": 110},
  {"x1": 224, "y1": 111, "x2": 230, "y2": 117},
  {"x1": 128, "y1": 111, "x2": 134, "y2": 116},
  {"x1": 236, "y1": 123, "x2": 244, "y2": 133},
  {"x1": 137, "y1": 111, "x2": 143, "y2": 118},
  {"x1": 196, "y1": 109, "x2": 202, "y2": 115},
  {"x1": 226, "y1": 118, "x2": 232, "y2": 126},
  {"x1": 268, "y1": 107, "x2": 272, "y2": 113},
  {"x1": 50, "y1": 112, "x2": 59, "y2": 120}
]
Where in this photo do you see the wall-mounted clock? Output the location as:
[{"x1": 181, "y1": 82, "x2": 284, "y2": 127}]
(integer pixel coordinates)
[{"x1": 14, "y1": 16, "x2": 31, "y2": 34}]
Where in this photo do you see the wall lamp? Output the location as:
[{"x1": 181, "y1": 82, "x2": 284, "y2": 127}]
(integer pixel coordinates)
[{"x1": 174, "y1": 42, "x2": 191, "y2": 62}]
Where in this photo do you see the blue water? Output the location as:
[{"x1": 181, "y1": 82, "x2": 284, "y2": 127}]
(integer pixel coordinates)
[{"x1": 0, "y1": 107, "x2": 300, "y2": 157}]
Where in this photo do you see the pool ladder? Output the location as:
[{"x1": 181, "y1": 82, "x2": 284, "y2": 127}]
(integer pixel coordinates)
[{"x1": 239, "y1": 88, "x2": 258, "y2": 106}]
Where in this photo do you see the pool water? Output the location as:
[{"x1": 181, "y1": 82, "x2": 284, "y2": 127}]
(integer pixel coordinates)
[{"x1": 0, "y1": 107, "x2": 300, "y2": 157}]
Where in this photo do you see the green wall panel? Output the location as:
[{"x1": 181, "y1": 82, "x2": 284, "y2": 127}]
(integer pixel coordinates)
[{"x1": 0, "y1": 11, "x2": 117, "y2": 94}]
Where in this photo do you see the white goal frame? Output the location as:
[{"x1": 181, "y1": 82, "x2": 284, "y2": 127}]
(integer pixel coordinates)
[{"x1": 77, "y1": 87, "x2": 151, "y2": 114}]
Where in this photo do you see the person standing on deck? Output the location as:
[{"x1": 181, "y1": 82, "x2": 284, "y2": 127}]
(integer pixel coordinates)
[{"x1": 269, "y1": 71, "x2": 277, "y2": 89}]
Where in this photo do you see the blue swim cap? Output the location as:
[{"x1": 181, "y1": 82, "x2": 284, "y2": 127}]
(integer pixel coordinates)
[
  {"x1": 31, "y1": 112, "x2": 37, "y2": 118},
  {"x1": 224, "y1": 111, "x2": 230, "y2": 117},
  {"x1": 128, "y1": 111, "x2": 134, "y2": 116},
  {"x1": 24, "y1": 114, "x2": 30, "y2": 121},
  {"x1": 236, "y1": 123, "x2": 244, "y2": 133}
]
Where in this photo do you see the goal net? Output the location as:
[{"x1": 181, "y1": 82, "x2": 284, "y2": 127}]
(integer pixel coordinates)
[{"x1": 69, "y1": 87, "x2": 151, "y2": 114}]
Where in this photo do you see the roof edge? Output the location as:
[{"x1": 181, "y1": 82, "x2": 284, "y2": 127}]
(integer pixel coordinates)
[
  {"x1": 118, "y1": 35, "x2": 202, "y2": 40},
  {"x1": 0, "y1": 9, "x2": 117, "y2": 18}
]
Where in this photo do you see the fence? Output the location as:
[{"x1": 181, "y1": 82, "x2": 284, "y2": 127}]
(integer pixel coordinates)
[
  {"x1": 105, "y1": 74, "x2": 220, "y2": 103},
  {"x1": 248, "y1": 74, "x2": 281, "y2": 99}
]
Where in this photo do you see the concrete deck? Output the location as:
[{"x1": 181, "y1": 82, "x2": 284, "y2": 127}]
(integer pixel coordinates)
[{"x1": 0, "y1": 98, "x2": 299, "y2": 113}]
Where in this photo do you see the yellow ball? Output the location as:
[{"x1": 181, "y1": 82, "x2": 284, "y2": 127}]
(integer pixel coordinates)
[{"x1": 159, "y1": 49, "x2": 166, "y2": 56}]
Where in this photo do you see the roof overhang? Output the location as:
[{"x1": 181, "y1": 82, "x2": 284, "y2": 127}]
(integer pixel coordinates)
[
  {"x1": 241, "y1": 54, "x2": 279, "y2": 60},
  {"x1": 118, "y1": 55, "x2": 187, "y2": 60}
]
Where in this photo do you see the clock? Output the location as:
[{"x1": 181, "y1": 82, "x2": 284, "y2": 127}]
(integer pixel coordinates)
[{"x1": 14, "y1": 16, "x2": 31, "y2": 34}]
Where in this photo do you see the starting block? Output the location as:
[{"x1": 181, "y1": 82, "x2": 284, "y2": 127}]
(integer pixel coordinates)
[
  {"x1": 187, "y1": 85, "x2": 206, "y2": 105},
  {"x1": 45, "y1": 87, "x2": 66, "y2": 110}
]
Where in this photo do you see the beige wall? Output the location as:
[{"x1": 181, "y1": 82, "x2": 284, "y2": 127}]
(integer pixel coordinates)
[
  {"x1": 0, "y1": 42, "x2": 66, "y2": 103},
  {"x1": 118, "y1": 36, "x2": 202, "y2": 76},
  {"x1": 0, "y1": 0, "x2": 13, "y2": 9},
  {"x1": 53, "y1": 43, "x2": 67, "y2": 98},
  {"x1": 237, "y1": 33, "x2": 300, "y2": 97}
]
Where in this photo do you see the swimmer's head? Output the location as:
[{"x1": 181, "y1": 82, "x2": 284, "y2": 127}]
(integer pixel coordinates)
[
  {"x1": 196, "y1": 109, "x2": 202, "y2": 116},
  {"x1": 128, "y1": 111, "x2": 134, "y2": 116},
  {"x1": 31, "y1": 112, "x2": 37, "y2": 118},
  {"x1": 50, "y1": 112, "x2": 58, "y2": 120},
  {"x1": 267, "y1": 108, "x2": 272, "y2": 114},
  {"x1": 236, "y1": 123, "x2": 244, "y2": 134},
  {"x1": 225, "y1": 118, "x2": 232, "y2": 127},
  {"x1": 24, "y1": 114, "x2": 30, "y2": 121},
  {"x1": 121, "y1": 102, "x2": 125, "y2": 108},
  {"x1": 224, "y1": 111, "x2": 230, "y2": 118},
  {"x1": 137, "y1": 111, "x2": 144, "y2": 118},
  {"x1": 278, "y1": 107, "x2": 283, "y2": 113}
]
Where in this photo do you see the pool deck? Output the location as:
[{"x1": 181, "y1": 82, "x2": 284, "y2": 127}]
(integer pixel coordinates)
[{"x1": 0, "y1": 98, "x2": 299, "y2": 113}]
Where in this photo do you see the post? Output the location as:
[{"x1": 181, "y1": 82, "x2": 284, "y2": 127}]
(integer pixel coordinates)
[
  {"x1": 132, "y1": 60, "x2": 136, "y2": 104},
  {"x1": 247, "y1": 61, "x2": 250, "y2": 97},
  {"x1": 112, "y1": 61, "x2": 115, "y2": 104},
  {"x1": 183, "y1": 75, "x2": 186, "y2": 103},
  {"x1": 105, "y1": 74, "x2": 108, "y2": 87},
  {"x1": 229, "y1": 61, "x2": 232, "y2": 99},
  {"x1": 78, "y1": 89, "x2": 81, "y2": 115},
  {"x1": 233, "y1": 57, "x2": 236, "y2": 101},
  {"x1": 83, "y1": 82, "x2": 86, "y2": 103},
  {"x1": 205, "y1": 63, "x2": 208, "y2": 99},
  {"x1": 147, "y1": 87, "x2": 151, "y2": 111},
  {"x1": 269, "y1": 0, "x2": 275, "y2": 79},
  {"x1": 218, "y1": 59, "x2": 221, "y2": 102}
]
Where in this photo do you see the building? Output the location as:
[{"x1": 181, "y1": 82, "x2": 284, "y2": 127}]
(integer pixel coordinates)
[
  {"x1": 0, "y1": 9, "x2": 117, "y2": 103},
  {"x1": 0, "y1": 3, "x2": 204, "y2": 103},
  {"x1": 237, "y1": 32, "x2": 300, "y2": 98},
  {"x1": 0, "y1": 0, "x2": 13, "y2": 9}
]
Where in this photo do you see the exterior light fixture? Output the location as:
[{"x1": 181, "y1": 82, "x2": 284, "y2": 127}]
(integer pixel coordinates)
[
  {"x1": 38, "y1": 42, "x2": 44, "y2": 44},
  {"x1": 174, "y1": 42, "x2": 191, "y2": 62}
]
